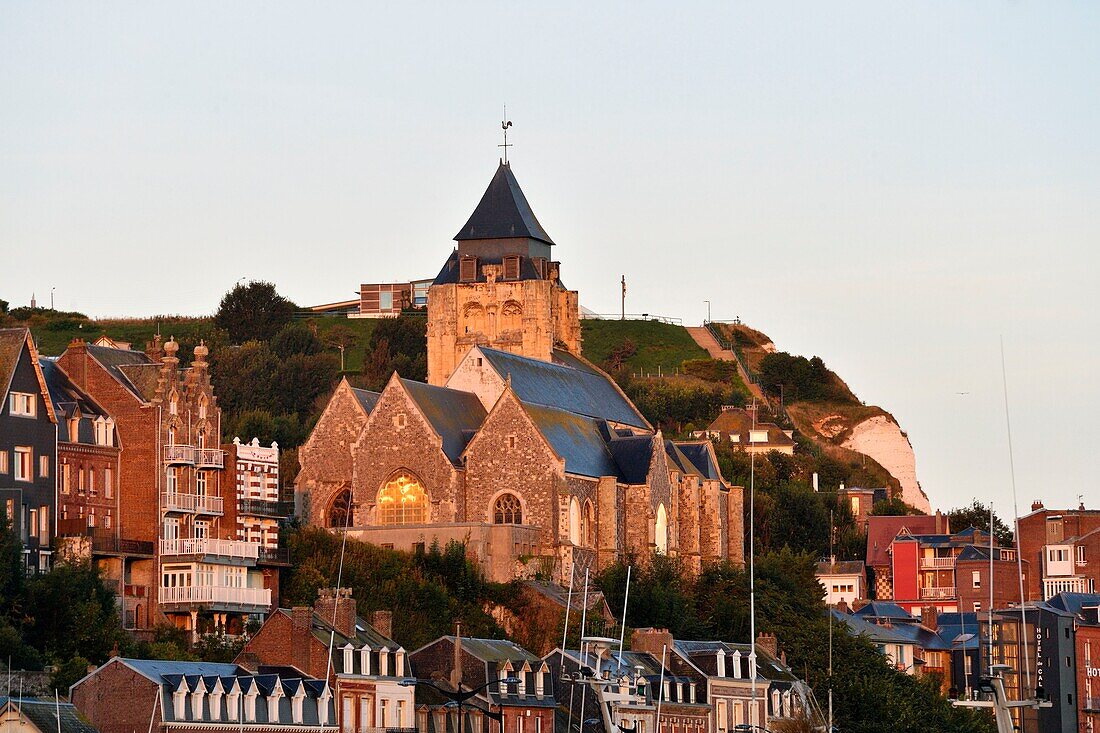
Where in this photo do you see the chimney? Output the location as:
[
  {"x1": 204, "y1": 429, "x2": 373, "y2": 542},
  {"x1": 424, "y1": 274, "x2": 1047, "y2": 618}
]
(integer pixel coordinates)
[
  {"x1": 836, "y1": 600, "x2": 849, "y2": 614},
  {"x1": 921, "y1": 605, "x2": 938, "y2": 631},
  {"x1": 147, "y1": 334, "x2": 164, "y2": 362},
  {"x1": 371, "y1": 610, "x2": 393, "y2": 640},
  {"x1": 755, "y1": 632, "x2": 778, "y2": 659},
  {"x1": 314, "y1": 588, "x2": 356, "y2": 638},
  {"x1": 291, "y1": 606, "x2": 314, "y2": 674},
  {"x1": 852, "y1": 599, "x2": 869, "y2": 612},
  {"x1": 1031, "y1": 500, "x2": 1044, "y2": 512},
  {"x1": 630, "y1": 628, "x2": 674, "y2": 658}
]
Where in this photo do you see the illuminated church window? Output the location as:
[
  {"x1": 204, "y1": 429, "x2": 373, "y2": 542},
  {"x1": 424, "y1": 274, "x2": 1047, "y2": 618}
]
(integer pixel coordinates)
[
  {"x1": 378, "y1": 472, "x2": 428, "y2": 525},
  {"x1": 493, "y1": 493, "x2": 522, "y2": 524}
]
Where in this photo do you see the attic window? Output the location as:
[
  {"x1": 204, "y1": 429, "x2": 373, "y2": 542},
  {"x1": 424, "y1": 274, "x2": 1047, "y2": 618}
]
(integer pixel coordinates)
[
  {"x1": 508, "y1": 436, "x2": 516, "y2": 450},
  {"x1": 460, "y1": 257, "x2": 478, "y2": 282},
  {"x1": 504, "y1": 256, "x2": 521, "y2": 280},
  {"x1": 394, "y1": 413, "x2": 407, "y2": 428}
]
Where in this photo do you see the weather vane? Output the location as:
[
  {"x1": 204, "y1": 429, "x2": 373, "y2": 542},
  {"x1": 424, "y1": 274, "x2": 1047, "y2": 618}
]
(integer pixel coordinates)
[{"x1": 499, "y1": 106, "x2": 513, "y2": 164}]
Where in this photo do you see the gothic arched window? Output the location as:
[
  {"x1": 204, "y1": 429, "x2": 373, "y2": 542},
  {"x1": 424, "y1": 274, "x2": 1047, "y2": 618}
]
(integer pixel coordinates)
[
  {"x1": 583, "y1": 500, "x2": 595, "y2": 547},
  {"x1": 500, "y1": 301, "x2": 523, "y2": 334},
  {"x1": 655, "y1": 503, "x2": 669, "y2": 554},
  {"x1": 377, "y1": 472, "x2": 428, "y2": 525},
  {"x1": 328, "y1": 489, "x2": 352, "y2": 529},
  {"x1": 493, "y1": 493, "x2": 522, "y2": 524}
]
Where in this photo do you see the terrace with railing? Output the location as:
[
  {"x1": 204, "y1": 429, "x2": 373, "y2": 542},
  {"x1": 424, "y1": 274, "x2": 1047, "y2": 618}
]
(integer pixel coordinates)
[
  {"x1": 919, "y1": 586, "x2": 956, "y2": 600},
  {"x1": 162, "y1": 491, "x2": 224, "y2": 515},
  {"x1": 920, "y1": 556, "x2": 956, "y2": 569},
  {"x1": 159, "y1": 584, "x2": 271, "y2": 608},
  {"x1": 160, "y1": 537, "x2": 259, "y2": 562}
]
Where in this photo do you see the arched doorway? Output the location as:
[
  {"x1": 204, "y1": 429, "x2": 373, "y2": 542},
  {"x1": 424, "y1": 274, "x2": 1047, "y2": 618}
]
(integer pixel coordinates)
[{"x1": 655, "y1": 503, "x2": 668, "y2": 554}]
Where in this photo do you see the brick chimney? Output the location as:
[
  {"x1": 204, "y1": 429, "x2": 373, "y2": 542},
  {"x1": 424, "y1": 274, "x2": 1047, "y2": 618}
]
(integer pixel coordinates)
[
  {"x1": 291, "y1": 606, "x2": 314, "y2": 674},
  {"x1": 1031, "y1": 500, "x2": 1044, "y2": 512},
  {"x1": 756, "y1": 632, "x2": 778, "y2": 659},
  {"x1": 630, "y1": 628, "x2": 674, "y2": 657},
  {"x1": 371, "y1": 610, "x2": 393, "y2": 640},
  {"x1": 315, "y1": 588, "x2": 356, "y2": 638},
  {"x1": 836, "y1": 600, "x2": 849, "y2": 614},
  {"x1": 921, "y1": 605, "x2": 938, "y2": 631}
]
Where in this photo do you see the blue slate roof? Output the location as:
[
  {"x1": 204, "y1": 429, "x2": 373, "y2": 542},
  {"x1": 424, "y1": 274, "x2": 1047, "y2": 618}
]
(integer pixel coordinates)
[
  {"x1": 0, "y1": 697, "x2": 99, "y2": 733},
  {"x1": 401, "y1": 379, "x2": 486, "y2": 464},
  {"x1": 454, "y1": 162, "x2": 555, "y2": 245},
  {"x1": 39, "y1": 358, "x2": 109, "y2": 443},
  {"x1": 351, "y1": 386, "x2": 380, "y2": 414},
  {"x1": 1046, "y1": 592, "x2": 1100, "y2": 616},
  {"x1": 120, "y1": 658, "x2": 241, "y2": 683},
  {"x1": 675, "y1": 442, "x2": 722, "y2": 481},
  {"x1": 525, "y1": 404, "x2": 621, "y2": 479},
  {"x1": 609, "y1": 436, "x2": 655, "y2": 484},
  {"x1": 853, "y1": 601, "x2": 914, "y2": 621},
  {"x1": 478, "y1": 347, "x2": 648, "y2": 429}
]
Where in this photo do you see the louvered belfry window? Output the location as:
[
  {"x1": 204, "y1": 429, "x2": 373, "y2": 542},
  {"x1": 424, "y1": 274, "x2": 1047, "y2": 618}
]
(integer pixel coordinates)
[
  {"x1": 503, "y1": 255, "x2": 521, "y2": 280},
  {"x1": 460, "y1": 256, "x2": 478, "y2": 282}
]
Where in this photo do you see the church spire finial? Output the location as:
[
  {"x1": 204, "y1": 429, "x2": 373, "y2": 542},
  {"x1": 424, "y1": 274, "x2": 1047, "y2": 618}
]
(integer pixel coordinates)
[{"x1": 499, "y1": 106, "x2": 513, "y2": 165}]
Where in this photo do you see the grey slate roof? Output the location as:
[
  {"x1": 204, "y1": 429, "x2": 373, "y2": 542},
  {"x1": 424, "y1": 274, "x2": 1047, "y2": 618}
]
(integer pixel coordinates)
[
  {"x1": 609, "y1": 436, "x2": 655, "y2": 484},
  {"x1": 39, "y1": 358, "x2": 110, "y2": 444},
  {"x1": 815, "y1": 559, "x2": 865, "y2": 575},
  {"x1": 454, "y1": 163, "x2": 555, "y2": 245},
  {"x1": 0, "y1": 698, "x2": 99, "y2": 733},
  {"x1": 351, "y1": 387, "x2": 381, "y2": 414},
  {"x1": 479, "y1": 347, "x2": 648, "y2": 429},
  {"x1": 525, "y1": 404, "x2": 621, "y2": 479},
  {"x1": 672, "y1": 640, "x2": 797, "y2": 682},
  {"x1": 664, "y1": 441, "x2": 702, "y2": 479},
  {"x1": 118, "y1": 657, "x2": 241, "y2": 683},
  {"x1": 853, "y1": 601, "x2": 913, "y2": 621},
  {"x1": 401, "y1": 379, "x2": 487, "y2": 464},
  {"x1": 85, "y1": 344, "x2": 156, "y2": 401}
]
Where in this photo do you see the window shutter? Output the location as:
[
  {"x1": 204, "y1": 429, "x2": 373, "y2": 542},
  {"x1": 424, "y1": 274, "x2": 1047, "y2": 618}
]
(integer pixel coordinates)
[{"x1": 460, "y1": 257, "x2": 478, "y2": 282}]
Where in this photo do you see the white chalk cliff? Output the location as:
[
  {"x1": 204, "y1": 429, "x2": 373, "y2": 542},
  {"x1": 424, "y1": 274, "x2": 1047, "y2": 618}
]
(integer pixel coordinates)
[{"x1": 842, "y1": 414, "x2": 929, "y2": 512}]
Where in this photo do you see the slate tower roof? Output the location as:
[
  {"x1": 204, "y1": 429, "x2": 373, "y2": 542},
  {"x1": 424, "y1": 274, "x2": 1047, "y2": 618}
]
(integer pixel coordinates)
[{"x1": 454, "y1": 162, "x2": 555, "y2": 246}]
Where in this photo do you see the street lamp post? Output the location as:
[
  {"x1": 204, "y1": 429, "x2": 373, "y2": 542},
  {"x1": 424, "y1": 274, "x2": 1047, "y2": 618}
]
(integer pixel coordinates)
[
  {"x1": 704, "y1": 300, "x2": 711, "y2": 324},
  {"x1": 400, "y1": 676, "x2": 519, "y2": 733}
]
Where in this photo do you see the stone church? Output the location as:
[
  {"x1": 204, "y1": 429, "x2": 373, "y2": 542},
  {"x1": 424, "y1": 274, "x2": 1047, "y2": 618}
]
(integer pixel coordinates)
[{"x1": 297, "y1": 161, "x2": 743, "y2": 583}]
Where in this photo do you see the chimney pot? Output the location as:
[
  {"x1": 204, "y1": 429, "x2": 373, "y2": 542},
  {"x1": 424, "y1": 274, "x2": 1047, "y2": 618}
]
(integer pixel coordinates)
[{"x1": 1031, "y1": 500, "x2": 1044, "y2": 512}]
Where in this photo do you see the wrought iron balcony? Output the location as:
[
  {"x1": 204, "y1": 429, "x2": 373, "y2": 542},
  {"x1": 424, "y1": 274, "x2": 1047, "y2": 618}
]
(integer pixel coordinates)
[
  {"x1": 162, "y1": 491, "x2": 224, "y2": 515},
  {"x1": 257, "y1": 546, "x2": 291, "y2": 565},
  {"x1": 238, "y1": 498, "x2": 295, "y2": 517},
  {"x1": 163, "y1": 444, "x2": 195, "y2": 465},
  {"x1": 195, "y1": 448, "x2": 225, "y2": 469}
]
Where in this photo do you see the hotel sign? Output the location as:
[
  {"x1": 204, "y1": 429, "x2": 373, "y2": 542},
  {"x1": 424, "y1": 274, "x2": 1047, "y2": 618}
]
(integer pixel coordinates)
[{"x1": 1087, "y1": 665, "x2": 1100, "y2": 678}]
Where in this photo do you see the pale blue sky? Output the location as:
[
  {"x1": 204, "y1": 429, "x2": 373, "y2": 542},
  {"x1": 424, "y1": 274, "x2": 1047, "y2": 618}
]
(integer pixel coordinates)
[{"x1": 2, "y1": 2, "x2": 1097, "y2": 514}]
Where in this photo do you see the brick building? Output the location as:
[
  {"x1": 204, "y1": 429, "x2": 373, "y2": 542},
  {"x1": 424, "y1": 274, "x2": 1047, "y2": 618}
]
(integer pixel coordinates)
[
  {"x1": 227, "y1": 437, "x2": 289, "y2": 550},
  {"x1": 298, "y1": 163, "x2": 743, "y2": 585},
  {"x1": 42, "y1": 355, "x2": 135, "y2": 594},
  {"x1": 865, "y1": 513, "x2": 949, "y2": 601},
  {"x1": 57, "y1": 337, "x2": 279, "y2": 637},
  {"x1": 1018, "y1": 501, "x2": 1100, "y2": 601},
  {"x1": 0, "y1": 328, "x2": 57, "y2": 573},
  {"x1": 1073, "y1": 599, "x2": 1100, "y2": 733},
  {"x1": 70, "y1": 658, "x2": 333, "y2": 733},
  {"x1": 236, "y1": 587, "x2": 415, "y2": 732}
]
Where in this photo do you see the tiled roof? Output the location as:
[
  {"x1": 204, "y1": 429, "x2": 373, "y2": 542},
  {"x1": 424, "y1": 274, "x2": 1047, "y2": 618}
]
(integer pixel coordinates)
[
  {"x1": 815, "y1": 559, "x2": 865, "y2": 576},
  {"x1": 117, "y1": 363, "x2": 162, "y2": 401},
  {"x1": 454, "y1": 162, "x2": 555, "y2": 246},
  {"x1": 865, "y1": 515, "x2": 946, "y2": 567},
  {"x1": 479, "y1": 347, "x2": 648, "y2": 429},
  {"x1": 0, "y1": 697, "x2": 99, "y2": 733},
  {"x1": 704, "y1": 408, "x2": 795, "y2": 447},
  {"x1": 0, "y1": 328, "x2": 29, "y2": 398},
  {"x1": 524, "y1": 404, "x2": 621, "y2": 479},
  {"x1": 401, "y1": 379, "x2": 487, "y2": 464}
]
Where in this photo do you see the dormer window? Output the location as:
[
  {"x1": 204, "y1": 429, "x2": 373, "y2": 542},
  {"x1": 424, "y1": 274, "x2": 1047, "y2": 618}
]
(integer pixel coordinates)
[
  {"x1": 535, "y1": 663, "x2": 547, "y2": 697},
  {"x1": 395, "y1": 648, "x2": 406, "y2": 677},
  {"x1": 244, "y1": 690, "x2": 258, "y2": 722},
  {"x1": 343, "y1": 644, "x2": 354, "y2": 673},
  {"x1": 460, "y1": 256, "x2": 478, "y2": 282},
  {"x1": 292, "y1": 688, "x2": 305, "y2": 724},
  {"x1": 267, "y1": 687, "x2": 281, "y2": 720},
  {"x1": 360, "y1": 646, "x2": 371, "y2": 676},
  {"x1": 503, "y1": 256, "x2": 521, "y2": 280},
  {"x1": 379, "y1": 646, "x2": 390, "y2": 676},
  {"x1": 68, "y1": 418, "x2": 79, "y2": 442},
  {"x1": 533, "y1": 257, "x2": 547, "y2": 279},
  {"x1": 209, "y1": 688, "x2": 223, "y2": 721},
  {"x1": 731, "y1": 650, "x2": 742, "y2": 679},
  {"x1": 227, "y1": 690, "x2": 241, "y2": 721},
  {"x1": 192, "y1": 684, "x2": 206, "y2": 719},
  {"x1": 173, "y1": 687, "x2": 187, "y2": 720}
]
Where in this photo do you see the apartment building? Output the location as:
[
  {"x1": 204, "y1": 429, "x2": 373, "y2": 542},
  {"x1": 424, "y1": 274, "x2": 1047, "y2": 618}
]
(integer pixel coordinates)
[
  {"x1": 1019, "y1": 501, "x2": 1100, "y2": 601},
  {"x1": 57, "y1": 336, "x2": 280, "y2": 638}
]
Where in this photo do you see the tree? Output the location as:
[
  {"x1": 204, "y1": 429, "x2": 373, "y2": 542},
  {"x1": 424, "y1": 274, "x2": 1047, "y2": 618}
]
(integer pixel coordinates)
[
  {"x1": 871, "y1": 496, "x2": 922, "y2": 516},
  {"x1": 214, "y1": 281, "x2": 297, "y2": 344},
  {"x1": 20, "y1": 563, "x2": 125, "y2": 664},
  {"x1": 273, "y1": 353, "x2": 340, "y2": 417},
  {"x1": 948, "y1": 500, "x2": 1014, "y2": 546},
  {"x1": 211, "y1": 341, "x2": 278, "y2": 415},
  {"x1": 272, "y1": 322, "x2": 323, "y2": 358},
  {"x1": 325, "y1": 324, "x2": 358, "y2": 371}
]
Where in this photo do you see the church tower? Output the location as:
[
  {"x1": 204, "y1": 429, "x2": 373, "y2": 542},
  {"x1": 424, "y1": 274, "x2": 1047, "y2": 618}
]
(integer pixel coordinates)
[{"x1": 426, "y1": 162, "x2": 581, "y2": 385}]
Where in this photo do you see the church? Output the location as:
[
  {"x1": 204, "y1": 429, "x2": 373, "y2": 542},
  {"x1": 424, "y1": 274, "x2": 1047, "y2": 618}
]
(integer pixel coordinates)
[{"x1": 297, "y1": 161, "x2": 743, "y2": 584}]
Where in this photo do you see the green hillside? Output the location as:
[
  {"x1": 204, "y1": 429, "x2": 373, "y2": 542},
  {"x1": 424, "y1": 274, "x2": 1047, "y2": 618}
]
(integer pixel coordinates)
[{"x1": 581, "y1": 319, "x2": 708, "y2": 374}]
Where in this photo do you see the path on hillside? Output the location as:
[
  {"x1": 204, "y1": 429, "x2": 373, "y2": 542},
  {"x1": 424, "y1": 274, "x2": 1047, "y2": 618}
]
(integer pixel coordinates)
[{"x1": 686, "y1": 326, "x2": 768, "y2": 403}]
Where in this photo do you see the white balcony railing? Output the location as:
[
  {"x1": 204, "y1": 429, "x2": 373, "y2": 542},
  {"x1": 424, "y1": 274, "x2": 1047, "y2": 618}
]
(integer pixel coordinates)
[
  {"x1": 160, "y1": 538, "x2": 260, "y2": 561},
  {"x1": 919, "y1": 586, "x2": 956, "y2": 599},
  {"x1": 163, "y1": 444, "x2": 195, "y2": 465},
  {"x1": 920, "y1": 557, "x2": 955, "y2": 569},
  {"x1": 161, "y1": 492, "x2": 224, "y2": 515},
  {"x1": 159, "y1": 584, "x2": 271, "y2": 608},
  {"x1": 195, "y1": 448, "x2": 225, "y2": 469}
]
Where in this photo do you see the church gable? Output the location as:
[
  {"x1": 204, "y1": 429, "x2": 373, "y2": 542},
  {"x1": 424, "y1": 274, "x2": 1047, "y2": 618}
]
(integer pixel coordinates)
[
  {"x1": 299, "y1": 379, "x2": 374, "y2": 490},
  {"x1": 349, "y1": 375, "x2": 468, "y2": 527},
  {"x1": 463, "y1": 388, "x2": 563, "y2": 543},
  {"x1": 444, "y1": 346, "x2": 507, "y2": 411}
]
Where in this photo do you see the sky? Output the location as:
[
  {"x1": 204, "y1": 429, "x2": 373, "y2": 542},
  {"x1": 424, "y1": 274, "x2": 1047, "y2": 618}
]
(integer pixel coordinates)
[{"x1": 2, "y1": 2, "x2": 1098, "y2": 515}]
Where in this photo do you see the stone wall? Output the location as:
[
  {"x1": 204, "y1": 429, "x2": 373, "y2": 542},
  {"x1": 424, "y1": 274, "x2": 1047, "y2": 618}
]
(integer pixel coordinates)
[{"x1": 299, "y1": 380, "x2": 370, "y2": 525}]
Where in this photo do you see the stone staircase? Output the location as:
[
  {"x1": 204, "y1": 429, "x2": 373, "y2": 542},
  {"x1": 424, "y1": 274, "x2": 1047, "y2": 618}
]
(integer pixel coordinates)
[{"x1": 685, "y1": 326, "x2": 768, "y2": 403}]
